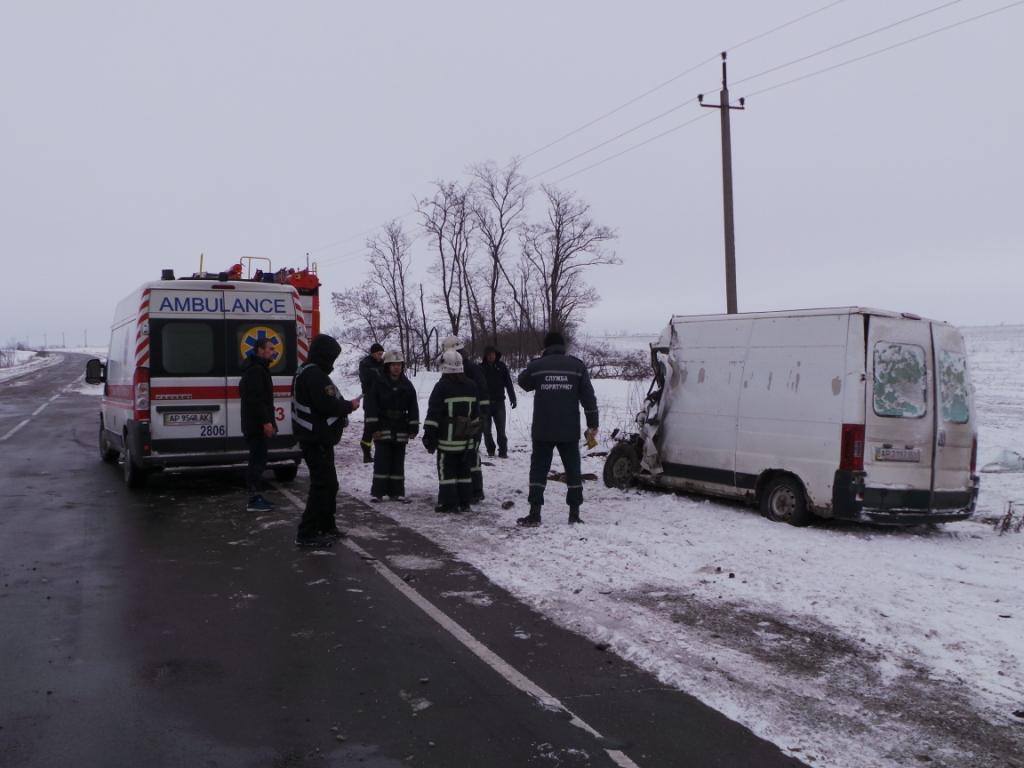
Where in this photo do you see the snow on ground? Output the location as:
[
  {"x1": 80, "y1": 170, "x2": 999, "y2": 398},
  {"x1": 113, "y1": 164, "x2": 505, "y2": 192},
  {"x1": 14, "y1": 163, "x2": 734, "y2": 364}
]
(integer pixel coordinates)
[
  {"x1": 0, "y1": 350, "x2": 63, "y2": 384},
  {"x1": 328, "y1": 326, "x2": 1024, "y2": 767}
]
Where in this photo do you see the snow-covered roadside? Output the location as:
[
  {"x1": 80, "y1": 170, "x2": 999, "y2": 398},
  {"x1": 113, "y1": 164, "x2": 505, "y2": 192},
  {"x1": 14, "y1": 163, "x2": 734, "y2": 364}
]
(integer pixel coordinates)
[
  {"x1": 329, "y1": 328, "x2": 1023, "y2": 767},
  {"x1": 0, "y1": 350, "x2": 63, "y2": 384}
]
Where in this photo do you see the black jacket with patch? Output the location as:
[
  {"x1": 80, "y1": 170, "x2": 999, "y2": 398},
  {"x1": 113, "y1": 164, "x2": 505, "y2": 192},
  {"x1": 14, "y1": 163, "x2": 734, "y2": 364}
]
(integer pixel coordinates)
[
  {"x1": 363, "y1": 374, "x2": 420, "y2": 443},
  {"x1": 480, "y1": 346, "x2": 517, "y2": 407},
  {"x1": 239, "y1": 356, "x2": 275, "y2": 438},
  {"x1": 517, "y1": 344, "x2": 598, "y2": 443},
  {"x1": 422, "y1": 374, "x2": 481, "y2": 453},
  {"x1": 358, "y1": 354, "x2": 383, "y2": 396},
  {"x1": 292, "y1": 335, "x2": 353, "y2": 446}
]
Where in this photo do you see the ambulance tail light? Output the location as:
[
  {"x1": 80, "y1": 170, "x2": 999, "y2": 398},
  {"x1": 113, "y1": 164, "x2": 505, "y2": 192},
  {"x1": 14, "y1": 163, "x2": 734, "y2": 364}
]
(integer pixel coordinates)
[
  {"x1": 133, "y1": 367, "x2": 150, "y2": 422},
  {"x1": 840, "y1": 423, "x2": 865, "y2": 471}
]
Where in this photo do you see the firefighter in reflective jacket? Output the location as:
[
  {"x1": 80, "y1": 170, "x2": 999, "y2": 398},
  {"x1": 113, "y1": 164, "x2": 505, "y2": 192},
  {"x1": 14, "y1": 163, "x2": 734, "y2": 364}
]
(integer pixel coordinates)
[
  {"x1": 363, "y1": 350, "x2": 419, "y2": 503},
  {"x1": 440, "y1": 335, "x2": 489, "y2": 503},
  {"x1": 291, "y1": 334, "x2": 362, "y2": 548},
  {"x1": 422, "y1": 350, "x2": 481, "y2": 513}
]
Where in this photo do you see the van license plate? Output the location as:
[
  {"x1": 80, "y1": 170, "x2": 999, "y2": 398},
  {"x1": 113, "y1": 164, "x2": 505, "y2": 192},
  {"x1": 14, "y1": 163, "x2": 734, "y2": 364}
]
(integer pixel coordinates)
[
  {"x1": 164, "y1": 412, "x2": 213, "y2": 427},
  {"x1": 876, "y1": 447, "x2": 920, "y2": 462}
]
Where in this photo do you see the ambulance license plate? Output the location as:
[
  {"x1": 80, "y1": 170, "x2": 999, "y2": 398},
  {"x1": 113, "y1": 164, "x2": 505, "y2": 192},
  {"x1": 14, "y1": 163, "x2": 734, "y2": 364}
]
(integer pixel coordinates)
[
  {"x1": 164, "y1": 412, "x2": 213, "y2": 427},
  {"x1": 875, "y1": 447, "x2": 920, "y2": 462}
]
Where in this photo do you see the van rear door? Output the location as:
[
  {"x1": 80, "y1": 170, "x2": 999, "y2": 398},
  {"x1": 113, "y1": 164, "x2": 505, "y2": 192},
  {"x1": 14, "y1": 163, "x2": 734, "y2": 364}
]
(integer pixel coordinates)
[
  {"x1": 931, "y1": 324, "x2": 975, "y2": 504},
  {"x1": 148, "y1": 291, "x2": 229, "y2": 456},
  {"x1": 864, "y1": 316, "x2": 935, "y2": 501}
]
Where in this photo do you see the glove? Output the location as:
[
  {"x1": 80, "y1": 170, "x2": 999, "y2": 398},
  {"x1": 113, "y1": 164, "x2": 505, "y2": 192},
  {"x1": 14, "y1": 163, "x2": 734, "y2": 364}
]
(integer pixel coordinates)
[
  {"x1": 510, "y1": 401, "x2": 517, "y2": 409},
  {"x1": 425, "y1": 445, "x2": 436, "y2": 455}
]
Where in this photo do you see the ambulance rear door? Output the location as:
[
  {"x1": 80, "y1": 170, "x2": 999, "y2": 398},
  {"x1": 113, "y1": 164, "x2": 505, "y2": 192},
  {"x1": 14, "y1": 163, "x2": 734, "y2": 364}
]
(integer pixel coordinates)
[
  {"x1": 147, "y1": 287, "x2": 230, "y2": 456},
  {"x1": 224, "y1": 286, "x2": 297, "y2": 453}
]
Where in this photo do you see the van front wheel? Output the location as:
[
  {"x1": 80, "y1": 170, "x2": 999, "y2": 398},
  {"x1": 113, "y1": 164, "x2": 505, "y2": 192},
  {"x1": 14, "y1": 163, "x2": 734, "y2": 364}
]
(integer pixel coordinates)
[
  {"x1": 761, "y1": 476, "x2": 814, "y2": 526},
  {"x1": 99, "y1": 423, "x2": 119, "y2": 464},
  {"x1": 123, "y1": 444, "x2": 147, "y2": 489},
  {"x1": 603, "y1": 441, "x2": 640, "y2": 489}
]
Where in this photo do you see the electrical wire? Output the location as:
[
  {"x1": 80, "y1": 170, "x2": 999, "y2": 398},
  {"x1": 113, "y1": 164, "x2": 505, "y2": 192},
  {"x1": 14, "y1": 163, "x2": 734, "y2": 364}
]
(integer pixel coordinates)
[
  {"x1": 743, "y1": 0, "x2": 1024, "y2": 100},
  {"x1": 521, "y1": 0, "x2": 849, "y2": 161},
  {"x1": 732, "y1": 0, "x2": 967, "y2": 88}
]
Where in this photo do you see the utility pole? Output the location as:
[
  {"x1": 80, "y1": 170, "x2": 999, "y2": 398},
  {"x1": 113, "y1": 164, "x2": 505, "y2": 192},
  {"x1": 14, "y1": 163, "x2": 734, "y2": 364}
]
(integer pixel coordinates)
[{"x1": 699, "y1": 52, "x2": 745, "y2": 314}]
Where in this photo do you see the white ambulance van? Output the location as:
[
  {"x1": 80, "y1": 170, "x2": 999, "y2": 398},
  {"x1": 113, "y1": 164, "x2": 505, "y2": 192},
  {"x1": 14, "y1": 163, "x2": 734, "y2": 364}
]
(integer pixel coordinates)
[
  {"x1": 85, "y1": 269, "x2": 312, "y2": 487},
  {"x1": 603, "y1": 308, "x2": 979, "y2": 526}
]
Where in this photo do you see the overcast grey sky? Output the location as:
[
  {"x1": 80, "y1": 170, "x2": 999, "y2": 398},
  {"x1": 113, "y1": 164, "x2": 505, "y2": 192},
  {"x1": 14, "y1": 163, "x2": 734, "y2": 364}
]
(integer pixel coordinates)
[{"x1": 2, "y1": 0, "x2": 1021, "y2": 348}]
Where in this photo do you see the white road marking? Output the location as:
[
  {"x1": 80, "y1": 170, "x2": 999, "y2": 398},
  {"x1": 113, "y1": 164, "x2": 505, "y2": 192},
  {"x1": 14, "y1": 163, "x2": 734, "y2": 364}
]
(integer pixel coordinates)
[
  {"x1": 32, "y1": 402, "x2": 50, "y2": 417},
  {"x1": 0, "y1": 370, "x2": 82, "y2": 442},
  {"x1": 272, "y1": 483, "x2": 641, "y2": 768},
  {"x1": 0, "y1": 419, "x2": 30, "y2": 442}
]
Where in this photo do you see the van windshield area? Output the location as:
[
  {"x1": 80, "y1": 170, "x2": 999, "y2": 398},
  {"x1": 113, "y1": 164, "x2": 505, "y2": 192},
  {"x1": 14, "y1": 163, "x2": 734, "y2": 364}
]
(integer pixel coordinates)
[
  {"x1": 939, "y1": 350, "x2": 970, "y2": 424},
  {"x1": 873, "y1": 342, "x2": 927, "y2": 418}
]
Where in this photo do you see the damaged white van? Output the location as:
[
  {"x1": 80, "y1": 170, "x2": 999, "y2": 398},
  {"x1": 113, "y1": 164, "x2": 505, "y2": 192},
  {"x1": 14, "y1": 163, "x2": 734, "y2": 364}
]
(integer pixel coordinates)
[
  {"x1": 85, "y1": 268, "x2": 316, "y2": 487},
  {"x1": 603, "y1": 308, "x2": 979, "y2": 526}
]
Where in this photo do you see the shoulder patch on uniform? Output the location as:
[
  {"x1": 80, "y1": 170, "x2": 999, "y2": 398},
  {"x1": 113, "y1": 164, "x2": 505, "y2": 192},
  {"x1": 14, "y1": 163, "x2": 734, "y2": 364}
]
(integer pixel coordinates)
[{"x1": 325, "y1": 384, "x2": 338, "y2": 397}]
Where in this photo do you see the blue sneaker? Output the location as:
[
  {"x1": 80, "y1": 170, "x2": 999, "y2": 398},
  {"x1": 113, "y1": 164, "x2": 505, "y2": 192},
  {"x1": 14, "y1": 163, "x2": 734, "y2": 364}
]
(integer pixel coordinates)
[{"x1": 246, "y1": 495, "x2": 274, "y2": 513}]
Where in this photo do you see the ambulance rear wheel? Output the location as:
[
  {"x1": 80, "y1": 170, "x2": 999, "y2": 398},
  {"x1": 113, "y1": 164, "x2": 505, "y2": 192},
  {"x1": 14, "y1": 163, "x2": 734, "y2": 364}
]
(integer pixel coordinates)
[
  {"x1": 603, "y1": 441, "x2": 640, "y2": 489},
  {"x1": 760, "y1": 475, "x2": 813, "y2": 526},
  {"x1": 99, "y1": 423, "x2": 119, "y2": 464},
  {"x1": 273, "y1": 463, "x2": 299, "y2": 482},
  {"x1": 123, "y1": 444, "x2": 148, "y2": 489}
]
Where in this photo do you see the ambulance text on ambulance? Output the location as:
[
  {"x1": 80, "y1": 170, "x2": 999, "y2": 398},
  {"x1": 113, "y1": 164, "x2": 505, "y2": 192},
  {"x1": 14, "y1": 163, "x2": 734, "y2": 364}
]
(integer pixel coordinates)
[{"x1": 157, "y1": 296, "x2": 288, "y2": 314}]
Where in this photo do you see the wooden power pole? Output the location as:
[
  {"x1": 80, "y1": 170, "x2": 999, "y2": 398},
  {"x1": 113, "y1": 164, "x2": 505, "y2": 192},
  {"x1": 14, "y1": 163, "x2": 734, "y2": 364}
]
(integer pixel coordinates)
[{"x1": 699, "y1": 52, "x2": 745, "y2": 314}]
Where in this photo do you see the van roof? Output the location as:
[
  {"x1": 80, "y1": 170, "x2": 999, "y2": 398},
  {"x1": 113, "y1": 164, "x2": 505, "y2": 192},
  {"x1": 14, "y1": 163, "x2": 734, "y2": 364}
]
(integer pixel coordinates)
[
  {"x1": 668, "y1": 306, "x2": 951, "y2": 325},
  {"x1": 139, "y1": 279, "x2": 298, "y2": 293}
]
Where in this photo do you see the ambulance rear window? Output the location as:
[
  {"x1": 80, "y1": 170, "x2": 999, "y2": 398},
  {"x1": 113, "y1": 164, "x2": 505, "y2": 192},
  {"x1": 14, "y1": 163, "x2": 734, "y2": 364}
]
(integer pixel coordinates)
[{"x1": 161, "y1": 322, "x2": 216, "y2": 375}]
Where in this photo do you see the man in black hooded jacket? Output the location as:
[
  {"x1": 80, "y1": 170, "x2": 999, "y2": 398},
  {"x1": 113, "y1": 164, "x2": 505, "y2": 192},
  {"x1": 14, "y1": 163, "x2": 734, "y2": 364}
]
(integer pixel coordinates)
[
  {"x1": 292, "y1": 334, "x2": 362, "y2": 547},
  {"x1": 480, "y1": 345, "x2": 517, "y2": 458},
  {"x1": 239, "y1": 337, "x2": 277, "y2": 512},
  {"x1": 358, "y1": 343, "x2": 385, "y2": 463}
]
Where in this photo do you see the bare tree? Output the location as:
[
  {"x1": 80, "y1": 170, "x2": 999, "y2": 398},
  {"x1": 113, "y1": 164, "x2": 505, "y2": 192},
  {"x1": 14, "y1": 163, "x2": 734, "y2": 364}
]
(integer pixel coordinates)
[
  {"x1": 366, "y1": 221, "x2": 414, "y2": 364},
  {"x1": 521, "y1": 185, "x2": 619, "y2": 335},
  {"x1": 418, "y1": 181, "x2": 473, "y2": 337},
  {"x1": 410, "y1": 283, "x2": 439, "y2": 371},
  {"x1": 470, "y1": 158, "x2": 529, "y2": 345},
  {"x1": 331, "y1": 279, "x2": 395, "y2": 350}
]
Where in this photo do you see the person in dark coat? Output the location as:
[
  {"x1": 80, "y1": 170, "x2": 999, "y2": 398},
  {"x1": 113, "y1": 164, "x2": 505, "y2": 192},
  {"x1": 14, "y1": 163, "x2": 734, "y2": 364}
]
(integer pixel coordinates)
[
  {"x1": 480, "y1": 345, "x2": 517, "y2": 458},
  {"x1": 423, "y1": 350, "x2": 481, "y2": 513},
  {"x1": 358, "y1": 343, "x2": 385, "y2": 463},
  {"x1": 363, "y1": 350, "x2": 419, "y2": 502},
  {"x1": 292, "y1": 334, "x2": 362, "y2": 548},
  {"x1": 441, "y1": 336, "x2": 489, "y2": 503},
  {"x1": 516, "y1": 331, "x2": 599, "y2": 526},
  {"x1": 239, "y1": 338, "x2": 277, "y2": 512}
]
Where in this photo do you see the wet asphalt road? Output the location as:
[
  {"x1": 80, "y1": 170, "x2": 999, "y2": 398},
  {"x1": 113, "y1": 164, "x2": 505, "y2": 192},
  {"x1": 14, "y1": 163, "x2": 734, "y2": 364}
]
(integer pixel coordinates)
[{"x1": 0, "y1": 354, "x2": 804, "y2": 768}]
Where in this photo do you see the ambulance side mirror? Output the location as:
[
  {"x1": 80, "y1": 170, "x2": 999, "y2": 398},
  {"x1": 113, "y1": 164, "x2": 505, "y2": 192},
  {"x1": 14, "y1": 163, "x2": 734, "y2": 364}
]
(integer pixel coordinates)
[{"x1": 85, "y1": 358, "x2": 106, "y2": 385}]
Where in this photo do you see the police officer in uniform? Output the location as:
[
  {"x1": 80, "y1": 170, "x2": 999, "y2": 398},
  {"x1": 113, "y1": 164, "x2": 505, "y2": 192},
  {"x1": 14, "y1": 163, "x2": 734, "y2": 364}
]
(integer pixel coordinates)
[
  {"x1": 516, "y1": 331, "x2": 599, "y2": 526},
  {"x1": 358, "y1": 343, "x2": 385, "y2": 463},
  {"x1": 423, "y1": 350, "x2": 481, "y2": 513},
  {"x1": 292, "y1": 334, "x2": 362, "y2": 548},
  {"x1": 440, "y1": 336, "x2": 488, "y2": 503},
  {"x1": 363, "y1": 350, "x2": 419, "y2": 503}
]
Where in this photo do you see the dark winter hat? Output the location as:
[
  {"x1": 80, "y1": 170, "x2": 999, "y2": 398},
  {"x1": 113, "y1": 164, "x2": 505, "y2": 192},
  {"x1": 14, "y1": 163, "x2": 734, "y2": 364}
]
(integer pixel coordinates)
[
  {"x1": 369, "y1": 343, "x2": 384, "y2": 354},
  {"x1": 543, "y1": 331, "x2": 565, "y2": 348}
]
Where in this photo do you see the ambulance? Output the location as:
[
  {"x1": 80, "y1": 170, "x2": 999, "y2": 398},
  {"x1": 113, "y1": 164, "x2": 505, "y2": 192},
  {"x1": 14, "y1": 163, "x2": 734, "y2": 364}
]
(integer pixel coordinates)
[
  {"x1": 603, "y1": 308, "x2": 979, "y2": 526},
  {"x1": 85, "y1": 262, "x2": 321, "y2": 488}
]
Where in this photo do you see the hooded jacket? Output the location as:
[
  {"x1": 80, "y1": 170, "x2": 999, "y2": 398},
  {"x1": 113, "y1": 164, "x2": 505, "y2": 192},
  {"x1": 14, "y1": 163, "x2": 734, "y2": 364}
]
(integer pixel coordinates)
[
  {"x1": 239, "y1": 355, "x2": 275, "y2": 438},
  {"x1": 517, "y1": 344, "x2": 598, "y2": 443},
  {"x1": 461, "y1": 354, "x2": 490, "y2": 418},
  {"x1": 358, "y1": 353, "x2": 384, "y2": 396},
  {"x1": 480, "y1": 346, "x2": 517, "y2": 407},
  {"x1": 291, "y1": 334, "x2": 354, "y2": 446}
]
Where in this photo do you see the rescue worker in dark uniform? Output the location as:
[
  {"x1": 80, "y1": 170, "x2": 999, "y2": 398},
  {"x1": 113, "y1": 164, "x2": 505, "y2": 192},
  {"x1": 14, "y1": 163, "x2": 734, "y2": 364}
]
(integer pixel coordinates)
[
  {"x1": 423, "y1": 350, "x2": 481, "y2": 513},
  {"x1": 441, "y1": 335, "x2": 488, "y2": 503},
  {"x1": 480, "y1": 345, "x2": 517, "y2": 458},
  {"x1": 363, "y1": 350, "x2": 419, "y2": 503},
  {"x1": 292, "y1": 334, "x2": 362, "y2": 548},
  {"x1": 358, "y1": 343, "x2": 385, "y2": 463},
  {"x1": 239, "y1": 337, "x2": 277, "y2": 512},
  {"x1": 516, "y1": 331, "x2": 599, "y2": 526}
]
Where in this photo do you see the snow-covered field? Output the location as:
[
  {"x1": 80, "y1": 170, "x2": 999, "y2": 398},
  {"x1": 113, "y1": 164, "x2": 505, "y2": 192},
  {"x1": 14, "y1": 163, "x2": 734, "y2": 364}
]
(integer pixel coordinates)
[
  {"x1": 0, "y1": 350, "x2": 62, "y2": 383},
  {"x1": 331, "y1": 326, "x2": 1024, "y2": 768}
]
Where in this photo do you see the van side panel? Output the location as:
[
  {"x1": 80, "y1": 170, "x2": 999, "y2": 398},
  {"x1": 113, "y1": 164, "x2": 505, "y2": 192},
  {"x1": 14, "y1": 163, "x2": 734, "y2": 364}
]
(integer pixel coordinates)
[
  {"x1": 656, "y1": 317, "x2": 752, "y2": 493},
  {"x1": 736, "y1": 313, "x2": 850, "y2": 509}
]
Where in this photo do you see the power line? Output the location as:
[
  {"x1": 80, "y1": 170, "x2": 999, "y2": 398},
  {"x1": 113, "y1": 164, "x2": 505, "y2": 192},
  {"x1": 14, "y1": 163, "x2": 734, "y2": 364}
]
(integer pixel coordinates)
[
  {"x1": 744, "y1": 0, "x2": 1024, "y2": 99},
  {"x1": 521, "y1": 0, "x2": 849, "y2": 161},
  {"x1": 732, "y1": 0, "x2": 967, "y2": 88}
]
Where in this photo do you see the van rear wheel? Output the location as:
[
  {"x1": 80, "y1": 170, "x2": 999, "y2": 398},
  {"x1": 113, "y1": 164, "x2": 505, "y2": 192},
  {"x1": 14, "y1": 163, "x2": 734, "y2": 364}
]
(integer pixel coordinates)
[
  {"x1": 761, "y1": 476, "x2": 814, "y2": 526},
  {"x1": 603, "y1": 441, "x2": 640, "y2": 489},
  {"x1": 123, "y1": 444, "x2": 147, "y2": 489}
]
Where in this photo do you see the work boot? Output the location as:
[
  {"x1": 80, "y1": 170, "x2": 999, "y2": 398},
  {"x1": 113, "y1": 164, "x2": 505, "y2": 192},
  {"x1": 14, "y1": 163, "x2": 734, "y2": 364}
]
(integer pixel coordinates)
[
  {"x1": 323, "y1": 528, "x2": 347, "y2": 540},
  {"x1": 434, "y1": 504, "x2": 455, "y2": 514},
  {"x1": 361, "y1": 443, "x2": 373, "y2": 464},
  {"x1": 393, "y1": 496, "x2": 412, "y2": 504},
  {"x1": 246, "y1": 495, "x2": 274, "y2": 513},
  {"x1": 371, "y1": 495, "x2": 385, "y2": 503},
  {"x1": 568, "y1": 506, "x2": 584, "y2": 524},
  {"x1": 294, "y1": 534, "x2": 333, "y2": 549},
  {"x1": 471, "y1": 492, "x2": 485, "y2": 504},
  {"x1": 498, "y1": 449, "x2": 508, "y2": 459},
  {"x1": 516, "y1": 506, "x2": 542, "y2": 527}
]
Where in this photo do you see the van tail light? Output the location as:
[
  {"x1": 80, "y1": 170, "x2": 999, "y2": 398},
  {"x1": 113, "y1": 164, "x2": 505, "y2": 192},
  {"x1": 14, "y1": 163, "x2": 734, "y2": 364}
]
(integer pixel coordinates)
[
  {"x1": 970, "y1": 436, "x2": 978, "y2": 474},
  {"x1": 133, "y1": 367, "x2": 150, "y2": 422},
  {"x1": 840, "y1": 423, "x2": 865, "y2": 471}
]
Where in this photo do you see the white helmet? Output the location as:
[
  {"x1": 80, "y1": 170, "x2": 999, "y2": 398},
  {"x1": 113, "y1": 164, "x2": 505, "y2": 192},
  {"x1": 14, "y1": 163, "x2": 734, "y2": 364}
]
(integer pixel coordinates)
[
  {"x1": 440, "y1": 349, "x2": 464, "y2": 374},
  {"x1": 383, "y1": 350, "x2": 404, "y2": 365},
  {"x1": 441, "y1": 335, "x2": 464, "y2": 351}
]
